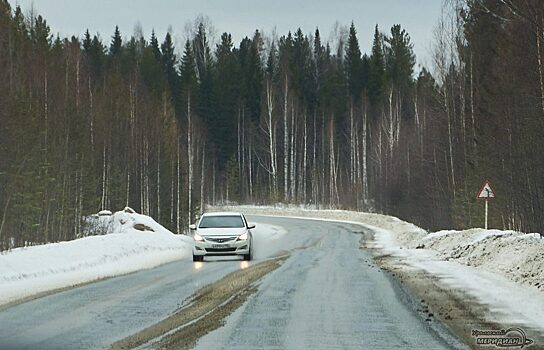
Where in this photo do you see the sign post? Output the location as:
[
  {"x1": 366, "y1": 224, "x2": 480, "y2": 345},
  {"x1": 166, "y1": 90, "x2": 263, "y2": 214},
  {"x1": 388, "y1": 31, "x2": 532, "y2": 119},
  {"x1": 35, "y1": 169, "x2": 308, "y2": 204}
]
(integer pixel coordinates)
[{"x1": 477, "y1": 180, "x2": 495, "y2": 230}]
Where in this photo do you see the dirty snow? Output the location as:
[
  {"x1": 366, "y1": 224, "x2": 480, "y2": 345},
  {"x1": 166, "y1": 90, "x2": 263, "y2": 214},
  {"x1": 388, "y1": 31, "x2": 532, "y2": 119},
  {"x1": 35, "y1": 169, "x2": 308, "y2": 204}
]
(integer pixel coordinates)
[{"x1": 0, "y1": 209, "x2": 193, "y2": 307}]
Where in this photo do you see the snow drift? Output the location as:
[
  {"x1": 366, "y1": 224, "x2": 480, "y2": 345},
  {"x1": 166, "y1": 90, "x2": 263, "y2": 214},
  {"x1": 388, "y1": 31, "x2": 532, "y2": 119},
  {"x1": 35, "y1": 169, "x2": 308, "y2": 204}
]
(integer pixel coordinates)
[{"x1": 0, "y1": 209, "x2": 192, "y2": 307}]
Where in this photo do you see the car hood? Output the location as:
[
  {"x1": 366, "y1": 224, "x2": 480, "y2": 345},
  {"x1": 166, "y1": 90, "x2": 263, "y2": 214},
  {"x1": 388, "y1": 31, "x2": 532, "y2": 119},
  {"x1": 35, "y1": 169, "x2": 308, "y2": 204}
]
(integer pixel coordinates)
[{"x1": 197, "y1": 227, "x2": 247, "y2": 237}]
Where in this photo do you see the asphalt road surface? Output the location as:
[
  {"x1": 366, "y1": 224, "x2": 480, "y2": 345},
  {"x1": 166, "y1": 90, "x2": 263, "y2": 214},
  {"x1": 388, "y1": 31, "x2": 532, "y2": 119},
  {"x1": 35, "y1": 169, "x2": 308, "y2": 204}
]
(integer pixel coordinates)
[{"x1": 0, "y1": 216, "x2": 466, "y2": 350}]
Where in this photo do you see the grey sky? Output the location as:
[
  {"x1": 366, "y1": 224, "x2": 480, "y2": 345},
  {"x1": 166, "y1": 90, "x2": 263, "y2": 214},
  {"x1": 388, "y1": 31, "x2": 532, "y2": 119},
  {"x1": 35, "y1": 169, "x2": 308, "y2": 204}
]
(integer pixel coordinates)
[{"x1": 11, "y1": 0, "x2": 443, "y2": 67}]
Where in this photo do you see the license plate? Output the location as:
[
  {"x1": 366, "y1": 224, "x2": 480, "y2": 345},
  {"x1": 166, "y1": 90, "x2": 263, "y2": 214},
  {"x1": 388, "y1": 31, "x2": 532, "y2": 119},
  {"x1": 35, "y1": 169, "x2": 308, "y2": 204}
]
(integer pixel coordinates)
[{"x1": 212, "y1": 244, "x2": 227, "y2": 248}]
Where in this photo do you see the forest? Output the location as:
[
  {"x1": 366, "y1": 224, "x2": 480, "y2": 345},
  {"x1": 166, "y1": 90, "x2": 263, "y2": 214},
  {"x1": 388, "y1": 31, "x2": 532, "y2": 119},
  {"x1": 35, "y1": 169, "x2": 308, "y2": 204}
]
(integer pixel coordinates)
[{"x1": 1, "y1": 0, "x2": 543, "y2": 250}]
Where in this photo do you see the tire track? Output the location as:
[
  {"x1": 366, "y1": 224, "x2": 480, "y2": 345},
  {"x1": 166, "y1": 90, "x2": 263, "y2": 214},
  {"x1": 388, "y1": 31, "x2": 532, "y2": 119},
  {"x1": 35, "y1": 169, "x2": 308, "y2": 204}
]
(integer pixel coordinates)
[{"x1": 109, "y1": 256, "x2": 287, "y2": 350}]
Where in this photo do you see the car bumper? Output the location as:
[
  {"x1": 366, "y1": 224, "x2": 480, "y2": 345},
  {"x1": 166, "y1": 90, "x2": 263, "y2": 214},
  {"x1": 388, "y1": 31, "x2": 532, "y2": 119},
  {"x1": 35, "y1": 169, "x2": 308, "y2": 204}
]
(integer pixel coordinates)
[{"x1": 193, "y1": 239, "x2": 250, "y2": 257}]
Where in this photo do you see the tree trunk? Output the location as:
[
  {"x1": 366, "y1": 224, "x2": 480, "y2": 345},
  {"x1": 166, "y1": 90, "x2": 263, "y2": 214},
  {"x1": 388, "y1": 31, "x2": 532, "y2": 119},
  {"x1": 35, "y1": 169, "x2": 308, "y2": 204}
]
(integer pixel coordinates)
[
  {"x1": 290, "y1": 104, "x2": 296, "y2": 200},
  {"x1": 171, "y1": 155, "x2": 175, "y2": 229},
  {"x1": 157, "y1": 143, "x2": 161, "y2": 221},
  {"x1": 177, "y1": 137, "x2": 181, "y2": 233},
  {"x1": 187, "y1": 93, "x2": 193, "y2": 229},
  {"x1": 349, "y1": 99, "x2": 355, "y2": 190},
  {"x1": 362, "y1": 100, "x2": 368, "y2": 207},
  {"x1": 329, "y1": 117, "x2": 337, "y2": 208},
  {"x1": 201, "y1": 142, "x2": 206, "y2": 214},
  {"x1": 126, "y1": 171, "x2": 130, "y2": 207},
  {"x1": 89, "y1": 78, "x2": 94, "y2": 150},
  {"x1": 266, "y1": 79, "x2": 277, "y2": 197},
  {"x1": 303, "y1": 110, "x2": 307, "y2": 204},
  {"x1": 248, "y1": 136, "x2": 253, "y2": 200},
  {"x1": 312, "y1": 111, "x2": 317, "y2": 205},
  {"x1": 321, "y1": 111, "x2": 326, "y2": 207},
  {"x1": 469, "y1": 50, "x2": 477, "y2": 158},
  {"x1": 101, "y1": 144, "x2": 107, "y2": 210},
  {"x1": 445, "y1": 88, "x2": 456, "y2": 197},
  {"x1": 283, "y1": 75, "x2": 289, "y2": 201},
  {"x1": 536, "y1": 22, "x2": 544, "y2": 115}
]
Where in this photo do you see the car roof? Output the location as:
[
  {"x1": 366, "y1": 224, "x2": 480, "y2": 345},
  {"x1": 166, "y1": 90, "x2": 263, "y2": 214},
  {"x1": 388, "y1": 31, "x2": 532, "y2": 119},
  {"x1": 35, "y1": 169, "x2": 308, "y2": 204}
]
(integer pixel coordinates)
[{"x1": 201, "y1": 212, "x2": 244, "y2": 217}]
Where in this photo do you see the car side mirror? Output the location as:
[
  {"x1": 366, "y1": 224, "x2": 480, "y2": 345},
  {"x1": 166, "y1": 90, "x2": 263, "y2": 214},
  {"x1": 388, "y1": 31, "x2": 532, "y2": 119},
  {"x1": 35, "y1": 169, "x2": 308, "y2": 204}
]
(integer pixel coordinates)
[
  {"x1": 247, "y1": 224, "x2": 256, "y2": 229},
  {"x1": 189, "y1": 224, "x2": 197, "y2": 230}
]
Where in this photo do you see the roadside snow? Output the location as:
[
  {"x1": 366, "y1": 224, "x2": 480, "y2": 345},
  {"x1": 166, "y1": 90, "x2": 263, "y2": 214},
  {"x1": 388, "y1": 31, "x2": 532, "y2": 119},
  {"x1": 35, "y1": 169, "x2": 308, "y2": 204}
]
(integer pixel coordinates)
[
  {"x1": 0, "y1": 210, "x2": 193, "y2": 307},
  {"x1": 415, "y1": 229, "x2": 543, "y2": 290},
  {"x1": 212, "y1": 205, "x2": 544, "y2": 332}
]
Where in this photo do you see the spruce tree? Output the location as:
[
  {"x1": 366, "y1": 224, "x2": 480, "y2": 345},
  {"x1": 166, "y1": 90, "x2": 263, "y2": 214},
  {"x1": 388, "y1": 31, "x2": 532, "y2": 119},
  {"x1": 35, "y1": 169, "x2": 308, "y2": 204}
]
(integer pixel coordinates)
[
  {"x1": 193, "y1": 22, "x2": 215, "y2": 128},
  {"x1": 149, "y1": 29, "x2": 161, "y2": 61},
  {"x1": 213, "y1": 32, "x2": 240, "y2": 169},
  {"x1": 368, "y1": 25, "x2": 385, "y2": 106},
  {"x1": 83, "y1": 29, "x2": 92, "y2": 52},
  {"x1": 109, "y1": 25, "x2": 122, "y2": 56},
  {"x1": 161, "y1": 32, "x2": 180, "y2": 114},
  {"x1": 345, "y1": 22, "x2": 364, "y2": 101},
  {"x1": 238, "y1": 33, "x2": 263, "y2": 124},
  {"x1": 179, "y1": 39, "x2": 198, "y2": 105}
]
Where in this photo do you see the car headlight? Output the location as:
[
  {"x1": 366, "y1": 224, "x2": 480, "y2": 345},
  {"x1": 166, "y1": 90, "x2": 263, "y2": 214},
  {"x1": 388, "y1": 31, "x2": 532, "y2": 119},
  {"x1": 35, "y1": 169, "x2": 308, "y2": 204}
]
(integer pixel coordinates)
[
  {"x1": 193, "y1": 233, "x2": 204, "y2": 241},
  {"x1": 237, "y1": 232, "x2": 248, "y2": 240}
]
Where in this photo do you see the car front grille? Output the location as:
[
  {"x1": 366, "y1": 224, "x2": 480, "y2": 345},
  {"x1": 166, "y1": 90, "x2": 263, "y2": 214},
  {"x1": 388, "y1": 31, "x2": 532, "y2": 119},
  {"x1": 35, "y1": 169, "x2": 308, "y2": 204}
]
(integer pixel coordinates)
[
  {"x1": 206, "y1": 247, "x2": 237, "y2": 253},
  {"x1": 204, "y1": 236, "x2": 237, "y2": 243}
]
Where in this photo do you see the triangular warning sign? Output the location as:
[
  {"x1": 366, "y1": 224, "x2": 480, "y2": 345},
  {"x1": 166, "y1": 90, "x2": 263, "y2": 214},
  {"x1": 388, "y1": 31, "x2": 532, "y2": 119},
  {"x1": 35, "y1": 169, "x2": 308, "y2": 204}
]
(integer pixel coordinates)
[{"x1": 477, "y1": 181, "x2": 495, "y2": 199}]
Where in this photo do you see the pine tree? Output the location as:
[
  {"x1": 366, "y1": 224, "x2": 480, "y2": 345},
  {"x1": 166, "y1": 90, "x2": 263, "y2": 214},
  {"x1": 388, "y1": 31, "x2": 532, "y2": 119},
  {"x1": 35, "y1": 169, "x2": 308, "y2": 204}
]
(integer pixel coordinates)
[
  {"x1": 385, "y1": 24, "x2": 415, "y2": 91},
  {"x1": 31, "y1": 15, "x2": 51, "y2": 51}
]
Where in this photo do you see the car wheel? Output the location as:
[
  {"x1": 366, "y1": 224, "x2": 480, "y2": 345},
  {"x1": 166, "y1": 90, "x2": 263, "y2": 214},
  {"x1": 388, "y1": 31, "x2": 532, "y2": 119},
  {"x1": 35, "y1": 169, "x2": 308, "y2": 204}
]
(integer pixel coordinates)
[
  {"x1": 243, "y1": 248, "x2": 252, "y2": 261},
  {"x1": 193, "y1": 254, "x2": 202, "y2": 262}
]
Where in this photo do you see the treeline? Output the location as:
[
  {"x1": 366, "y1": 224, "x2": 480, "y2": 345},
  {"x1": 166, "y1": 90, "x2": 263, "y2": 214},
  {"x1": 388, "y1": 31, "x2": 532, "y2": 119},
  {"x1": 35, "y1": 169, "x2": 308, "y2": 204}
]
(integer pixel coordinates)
[{"x1": 1, "y1": 0, "x2": 543, "y2": 250}]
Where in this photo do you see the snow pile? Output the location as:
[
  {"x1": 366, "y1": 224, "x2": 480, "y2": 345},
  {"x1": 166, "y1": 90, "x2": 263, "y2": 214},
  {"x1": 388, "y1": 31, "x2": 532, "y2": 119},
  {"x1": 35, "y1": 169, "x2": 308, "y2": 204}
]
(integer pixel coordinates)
[
  {"x1": 419, "y1": 229, "x2": 544, "y2": 290},
  {"x1": 0, "y1": 209, "x2": 192, "y2": 307}
]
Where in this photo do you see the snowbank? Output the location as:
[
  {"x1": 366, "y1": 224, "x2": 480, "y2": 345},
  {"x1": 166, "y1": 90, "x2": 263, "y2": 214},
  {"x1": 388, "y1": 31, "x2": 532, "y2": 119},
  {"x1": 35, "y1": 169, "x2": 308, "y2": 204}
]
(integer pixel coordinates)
[
  {"x1": 418, "y1": 229, "x2": 544, "y2": 290},
  {"x1": 0, "y1": 210, "x2": 192, "y2": 307}
]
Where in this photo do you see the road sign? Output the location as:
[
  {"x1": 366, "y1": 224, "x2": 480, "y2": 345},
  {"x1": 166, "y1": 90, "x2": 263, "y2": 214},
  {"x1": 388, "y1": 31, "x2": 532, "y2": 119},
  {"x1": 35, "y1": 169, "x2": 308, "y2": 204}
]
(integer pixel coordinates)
[
  {"x1": 477, "y1": 180, "x2": 495, "y2": 200},
  {"x1": 477, "y1": 180, "x2": 495, "y2": 230}
]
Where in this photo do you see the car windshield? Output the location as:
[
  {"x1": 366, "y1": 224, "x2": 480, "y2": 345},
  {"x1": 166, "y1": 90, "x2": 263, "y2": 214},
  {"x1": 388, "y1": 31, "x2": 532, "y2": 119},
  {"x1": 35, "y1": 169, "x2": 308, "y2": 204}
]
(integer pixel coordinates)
[{"x1": 199, "y1": 215, "x2": 245, "y2": 228}]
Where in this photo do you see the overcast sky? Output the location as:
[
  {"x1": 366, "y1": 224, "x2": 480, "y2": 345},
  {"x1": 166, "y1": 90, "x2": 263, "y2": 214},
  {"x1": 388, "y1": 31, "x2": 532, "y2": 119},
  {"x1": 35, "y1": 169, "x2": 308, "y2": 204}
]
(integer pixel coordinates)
[{"x1": 10, "y1": 0, "x2": 443, "y2": 67}]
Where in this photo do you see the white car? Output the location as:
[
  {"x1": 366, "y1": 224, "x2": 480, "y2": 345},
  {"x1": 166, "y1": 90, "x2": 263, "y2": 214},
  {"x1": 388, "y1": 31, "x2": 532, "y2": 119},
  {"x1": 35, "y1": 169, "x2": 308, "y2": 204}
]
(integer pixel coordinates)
[{"x1": 190, "y1": 212, "x2": 255, "y2": 262}]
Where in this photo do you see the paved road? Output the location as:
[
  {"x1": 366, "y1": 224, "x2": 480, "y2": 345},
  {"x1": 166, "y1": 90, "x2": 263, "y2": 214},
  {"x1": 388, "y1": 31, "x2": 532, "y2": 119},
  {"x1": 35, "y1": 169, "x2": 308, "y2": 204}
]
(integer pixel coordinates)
[
  {"x1": 0, "y1": 216, "x2": 466, "y2": 349},
  {"x1": 195, "y1": 216, "x2": 466, "y2": 350}
]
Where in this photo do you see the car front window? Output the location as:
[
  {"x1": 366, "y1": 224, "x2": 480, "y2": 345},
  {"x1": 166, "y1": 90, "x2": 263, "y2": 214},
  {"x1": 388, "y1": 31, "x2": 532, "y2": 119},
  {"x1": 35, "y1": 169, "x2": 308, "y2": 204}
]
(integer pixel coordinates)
[{"x1": 199, "y1": 216, "x2": 245, "y2": 228}]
